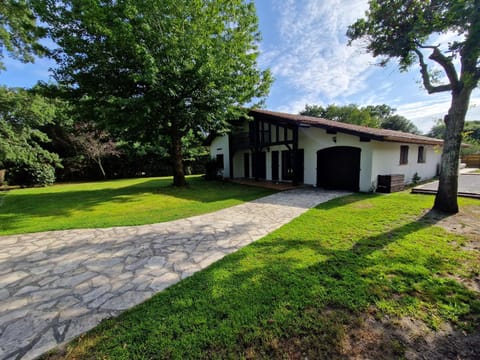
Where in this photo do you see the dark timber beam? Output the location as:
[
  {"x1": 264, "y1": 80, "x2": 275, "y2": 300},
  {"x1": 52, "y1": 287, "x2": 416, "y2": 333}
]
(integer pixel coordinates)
[
  {"x1": 253, "y1": 118, "x2": 260, "y2": 181},
  {"x1": 292, "y1": 126, "x2": 300, "y2": 186},
  {"x1": 228, "y1": 133, "x2": 234, "y2": 178}
]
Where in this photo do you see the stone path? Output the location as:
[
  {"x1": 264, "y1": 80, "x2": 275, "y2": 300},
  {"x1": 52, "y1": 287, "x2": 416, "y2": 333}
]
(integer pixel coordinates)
[{"x1": 0, "y1": 188, "x2": 347, "y2": 360}]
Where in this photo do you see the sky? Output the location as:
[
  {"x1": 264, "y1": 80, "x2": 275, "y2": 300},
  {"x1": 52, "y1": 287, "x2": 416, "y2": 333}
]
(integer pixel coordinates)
[{"x1": 1, "y1": 0, "x2": 479, "y2": 134}]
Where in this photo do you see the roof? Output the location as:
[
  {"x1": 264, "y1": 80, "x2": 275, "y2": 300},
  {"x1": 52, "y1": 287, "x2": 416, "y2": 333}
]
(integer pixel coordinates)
[{"x1": 250, "y1": 109, "x2": 444, "y2": 146}]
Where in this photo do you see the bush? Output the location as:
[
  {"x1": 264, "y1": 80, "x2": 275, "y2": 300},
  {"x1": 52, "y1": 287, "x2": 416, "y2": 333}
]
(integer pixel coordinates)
[{"x1": 7, "y1": 163, "x2": 56, "y2": 186}]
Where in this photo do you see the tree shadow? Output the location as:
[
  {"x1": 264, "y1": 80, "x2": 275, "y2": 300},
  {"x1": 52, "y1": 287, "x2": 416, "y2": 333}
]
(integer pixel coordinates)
[
  {"x1": 0, "y1": 177, "x2": 275, "y2": 234},
  {"x1": 53, "y1": 207, "x2": 480, "y2": 359}
]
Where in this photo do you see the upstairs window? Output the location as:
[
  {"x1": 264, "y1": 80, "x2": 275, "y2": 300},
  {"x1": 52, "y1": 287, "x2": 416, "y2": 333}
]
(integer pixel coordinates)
[
  {"x1": 417, "y1": 146, "x2": 426, "y2": 163},
  {"x1": 400, "y1": 145, "x2": 409, "y2": 165}
]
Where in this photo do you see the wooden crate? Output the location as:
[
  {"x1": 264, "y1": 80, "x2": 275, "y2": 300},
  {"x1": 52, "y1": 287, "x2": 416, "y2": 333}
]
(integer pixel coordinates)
[
  {"x1": 462, "y1": 154, "x2": 480, "y2": 168},
  {"x1": 377, "y1": 174, "x2": 405, "y2": 193}
]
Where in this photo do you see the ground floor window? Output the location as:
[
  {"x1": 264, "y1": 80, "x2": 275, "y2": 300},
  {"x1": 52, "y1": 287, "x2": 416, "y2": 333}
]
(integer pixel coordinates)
[
  {"x1": 417, "y1": 146, "x2": 426, "y2": 163},
  {"x1": 400, "y1": 145, "x2": 409, "y2": 165}
]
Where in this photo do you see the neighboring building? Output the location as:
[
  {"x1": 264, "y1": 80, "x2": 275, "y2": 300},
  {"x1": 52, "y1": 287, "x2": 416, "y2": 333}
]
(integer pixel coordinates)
[{"x1": 209, "y1": 109, "x2": 443, "y2": 192}]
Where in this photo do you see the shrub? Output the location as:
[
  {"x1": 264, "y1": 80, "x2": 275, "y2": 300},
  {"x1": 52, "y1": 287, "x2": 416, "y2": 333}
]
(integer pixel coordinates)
[{"x1": 7, "y1": 163, "x2": 56, "y2": 186}]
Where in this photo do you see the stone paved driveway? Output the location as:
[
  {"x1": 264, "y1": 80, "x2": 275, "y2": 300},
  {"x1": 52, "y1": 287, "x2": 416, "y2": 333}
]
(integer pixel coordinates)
[{"x1": 0, "y1": 188, "x2": 347, "y2": 360}]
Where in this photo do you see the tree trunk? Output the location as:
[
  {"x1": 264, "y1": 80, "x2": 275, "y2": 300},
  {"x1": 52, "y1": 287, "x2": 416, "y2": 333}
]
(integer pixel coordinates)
[
  {"x1": 433, "y1": 88, "x2": 471, "y2": 213},
  {"x1": 171, "y1": 131, "x2": 186, "y2": 186},
  {"x1": 96, "y1": 158, "x2": 106, "y2": 178}
]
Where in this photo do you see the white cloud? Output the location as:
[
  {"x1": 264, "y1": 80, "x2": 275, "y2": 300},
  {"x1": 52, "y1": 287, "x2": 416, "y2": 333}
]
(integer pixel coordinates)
[
  {"x1": 261, "y1": 0, "x2": 373, "y2": 106},
  {"x1": 396, "y1": 94, "x2": 480, "y2": 133},
  {"x1": 258, "y1": 0, "x2": 480, "y2": 136}
]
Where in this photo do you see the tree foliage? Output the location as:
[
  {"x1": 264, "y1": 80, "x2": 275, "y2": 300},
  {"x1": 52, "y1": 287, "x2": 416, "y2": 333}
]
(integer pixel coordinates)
[
  {"x1": 0, "y1": 86, "x2": 60, "y2": 169},
  {"x1": 0, "y1": 0, "x2": 45, "y2": 70},
  {"x1": 348, "y1": 0, "x2": 480, "y2": 213},
  {"x1": 35, "y1": 0, "x2": 272, "y2": 186},
  {"x1": 300, "y1": 103, "x2": 419, "y2": 134}
]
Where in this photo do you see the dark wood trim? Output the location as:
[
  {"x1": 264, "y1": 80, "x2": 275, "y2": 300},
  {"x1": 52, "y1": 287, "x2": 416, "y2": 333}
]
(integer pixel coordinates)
[
  {"x1": 292, "y1": 126, "x2": 300, "y2": 185},
  {"x1": 228, "y1": 133, "x2": 234, "y2": 178}
]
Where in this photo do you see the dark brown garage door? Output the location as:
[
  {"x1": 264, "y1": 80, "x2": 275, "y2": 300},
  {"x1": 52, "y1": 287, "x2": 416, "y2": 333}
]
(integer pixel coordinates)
[{"x1": 317, "y1": 146, "x2": 361, "y2": 191}]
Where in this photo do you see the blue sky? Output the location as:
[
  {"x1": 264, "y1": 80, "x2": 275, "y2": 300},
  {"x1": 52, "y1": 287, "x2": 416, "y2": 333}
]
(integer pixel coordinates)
[{"x1": 1, "y1": 0, "x2": 479, "y2": 134}]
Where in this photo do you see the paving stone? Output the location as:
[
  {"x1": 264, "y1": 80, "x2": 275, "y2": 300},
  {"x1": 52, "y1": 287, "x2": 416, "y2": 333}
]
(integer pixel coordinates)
[
  {"x1": 14, "y1": 286, "x2": 41, "y2": 296},
  {"x1": 0, "y1": 271, "x2": 29, "y2": 287},
  {"x1": 56, "y1": 296, "x2": 79, "y2": 310},
  {"x1": 100, "y1": 291, "x2": 152, "y2": 311},
  {"x1": 1, "y1": 297, "x2": 30, "y2": 312},
  {"x1": 0, "y1": 188, "x2": 347, "y2": 360},
  {"x1": 0, "y1": 308, "x2": 29, "y2": 326},
  {"x1": 87, "y1": 292, "x2": 114, "y2": 309},
  {"x1": 64, "y1": 312, "x2": 110, "y2": 342},
  {"x1": 0, "y1": 288, "x2": 10, "y2": 301},
  {"x1": 58, "y1": 305, "x2": 89, "y2": 322},
  {"x1": 84, "y1": 258, "x2": 123, "y2": 271},
  {"x1": 144, "y1": 256, "x2": 167, "y2": 269},
  {"x1": 25, "y1": 328, "x2": 56, "y2": 360},
  {"x1": 150, "y1": 272, "x2": 180, "y2": 292},
  {"x1": 82, "y1": 285, "x2": 111, "y2": 303}
]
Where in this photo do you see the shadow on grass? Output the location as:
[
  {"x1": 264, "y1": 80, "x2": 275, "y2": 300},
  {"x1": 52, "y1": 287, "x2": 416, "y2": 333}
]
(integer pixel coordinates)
[
  {"x1": 0, "y1": 177, "x2": 274, "y2": 234},
  {"x1": 52, "y1": 206, "x2": 480, "y2": 359}
]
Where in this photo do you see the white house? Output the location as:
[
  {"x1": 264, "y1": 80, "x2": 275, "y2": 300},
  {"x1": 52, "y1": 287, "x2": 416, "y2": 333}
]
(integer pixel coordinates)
[{"x1": 209, "y1": 109, "x2": 443, "y2": 192}]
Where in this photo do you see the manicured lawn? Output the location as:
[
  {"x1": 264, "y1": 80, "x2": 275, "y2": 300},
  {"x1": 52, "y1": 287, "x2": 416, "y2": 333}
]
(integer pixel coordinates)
[
  {"x1": 0, "y1": 176, "x2": 274, "y2": 235},
  {"x1": 45, "y1": 193, "x2": 480, "y2": 359}
]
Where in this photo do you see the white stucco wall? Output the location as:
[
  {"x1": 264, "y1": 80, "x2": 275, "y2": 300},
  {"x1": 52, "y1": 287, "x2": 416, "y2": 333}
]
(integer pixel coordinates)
[
  {"x1": 371, "y1": 142, "x2": 441, "y2": 187},
  {"x1": 298, "y1": 127, "x2": 374, "y2": 191},
  {"x1": 211, "y1": 126, "x2": 442, "y2": 192},
  {"x1": 209, "y1": 135, "x2": 230, "y2": 178}
]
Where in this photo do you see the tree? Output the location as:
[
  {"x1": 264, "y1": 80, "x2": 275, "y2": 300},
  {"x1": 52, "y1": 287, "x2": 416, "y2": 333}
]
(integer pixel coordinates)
[
  {"x1": 300, "y1": 103, "x2": 419, "y2": 133},
  {"x1": 427, "y1": 119, "x2": 446, "y2": 139},
  {"x1": 69, "y1": 122, "x2": 120, "y2": 178},
  {"x1": 35, "y1": 0, "x2": 271, "y2": 186},
  {"x1": 0, "y1": 0, "x2": 45, "y2": 70},
  {"x1": 301, "y1": 103, "x2": 379, "y2": 127},
  {"x1": 380, "y1": 114, "x2": 420, "y2": 133},
  {"x1": 348, "y1": 0, "x2": 480, "y2": 213},
  {"x1": 0, "y1": 86, "x2": 61, "y2": 184}
]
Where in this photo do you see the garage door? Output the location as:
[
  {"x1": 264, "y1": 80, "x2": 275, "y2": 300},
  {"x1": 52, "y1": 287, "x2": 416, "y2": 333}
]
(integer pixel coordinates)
[{"x1": 317, "y1": 146, "x2": 361, "y2": 191}]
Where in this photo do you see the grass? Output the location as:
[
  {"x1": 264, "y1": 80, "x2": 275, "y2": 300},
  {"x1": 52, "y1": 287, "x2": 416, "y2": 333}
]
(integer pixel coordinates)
[
  {"x1": 0, "y1": 176, "x2": 274, "y2": 235},
  {"x1": 46, "y1": 192, "x2": 480, "y2": 359}
]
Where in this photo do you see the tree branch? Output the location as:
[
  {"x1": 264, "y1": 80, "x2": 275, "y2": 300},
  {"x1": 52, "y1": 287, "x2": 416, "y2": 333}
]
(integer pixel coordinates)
[
  {"x1": 416, "y1": 43, "x2": 460, "y2": 90},
  {"x1": 414, "y1": 49, "x2": 452, "y2": 94}
]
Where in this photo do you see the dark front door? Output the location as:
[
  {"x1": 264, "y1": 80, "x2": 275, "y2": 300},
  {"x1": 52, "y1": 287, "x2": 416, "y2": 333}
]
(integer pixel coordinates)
[
  {"x1": 253, "y1": 151, "x2": 266, "y2": 180},
  {"x1": 281, "y1": 150, "x2": 304, "y2": 182},
  {"x1": 317, "y1": 146, "x2": 361, "y2": 191},
  {"x1": 282, "y1": 150, "x2": 293, "y2": 180},
  {"x1": 244, "y1": 153, "x2": 250, "y2": 178},
  {"x1": 271, "y1": 151, "x2": 279, "y2": 181}
]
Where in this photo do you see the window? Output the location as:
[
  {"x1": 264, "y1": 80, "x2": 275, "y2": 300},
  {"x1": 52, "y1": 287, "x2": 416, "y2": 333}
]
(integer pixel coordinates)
[
  {"x1": 417, "y1": 146, "x2": 426, "y2": 163},
  {"x1": 400, "y1": 145, "x2": 409, "y2": 165},
  {"x1": 216, "y1": 154, "x2": 224, "y2": 169}
]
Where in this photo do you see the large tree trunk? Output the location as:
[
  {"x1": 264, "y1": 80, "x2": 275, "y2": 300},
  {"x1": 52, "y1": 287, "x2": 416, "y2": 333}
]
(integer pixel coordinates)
[
  {"x1": 433, "y1": 88, "x2": 471, "y2": 213},
  {"x1": 171, "y1": 131, "x2": 187, "y2": 187}
]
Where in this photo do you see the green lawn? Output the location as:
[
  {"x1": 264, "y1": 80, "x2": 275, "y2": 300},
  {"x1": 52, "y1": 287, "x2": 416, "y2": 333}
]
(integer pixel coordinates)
[
  {"x1": 0, "y1": 176, "x2": 274, "y2": 235},
  {"x1": 46, "y1": 193, "x2": 480, "y2": 359}
]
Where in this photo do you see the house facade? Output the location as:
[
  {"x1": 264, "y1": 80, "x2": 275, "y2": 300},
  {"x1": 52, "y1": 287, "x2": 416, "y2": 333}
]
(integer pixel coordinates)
[{"x1": 209, "y1": 109, "x2": 443, "y2": 192}]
